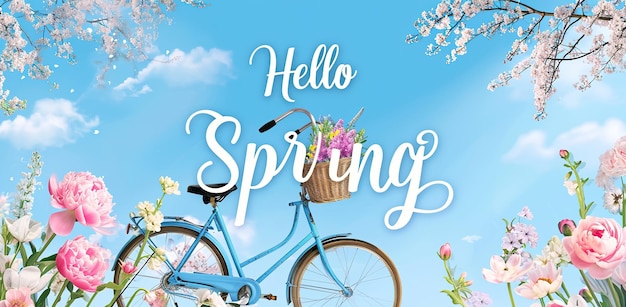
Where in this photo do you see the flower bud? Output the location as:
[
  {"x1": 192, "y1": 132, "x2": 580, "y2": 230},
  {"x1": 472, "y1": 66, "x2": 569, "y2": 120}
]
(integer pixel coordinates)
[
  {"x1": 438, "y1": 243, "x2": 451, "y2": 261},
  {"x1": 559, "y1": 149, "x2": 570, "y2": 159},
  {"x1": 579, "y1": 288, "x2": 593, "y2": 303},
  {"x1": 120, "y1": 260, "x2": 137, "y2": 274},
  {"x1": 564, "y1": 171, "x2": 572, "y2": 181},
  {"x1": 558, "y1": 219, "x2": 576, "y2": 236}
]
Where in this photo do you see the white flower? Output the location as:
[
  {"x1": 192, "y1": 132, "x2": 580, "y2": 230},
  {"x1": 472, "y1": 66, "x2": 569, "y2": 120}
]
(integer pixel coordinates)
[
  {"x1": 534, "y1": 236, "x2": 570, "y2": 266},
  {"x1": 5, "y1": 216, "x2": 42, "y2": 243},
  {"x1": 147, "y1": 257, "x2": 163, "y2": 270},
  {"x1": 563, "y1": 180, "x2": 578, "y2": 195},
  {"x1": 147, "y1": 247, "x2": 166, "y2": 270},
  {"x1": 195, "y1": 288, "x2": 228, "y2": 307},
  {"x1": 49, "y1": 271, "x2": 66, "y2": 294},
  {"x1": 3, "y1": 266, "x2": 52, "y2": 293},
  {"x1": 0, "y1": 254, "x2": 22, "y2": 273},
  {"x1": 603, "y1": 187, "x2": 623, "y2": 214},
  {"x1": 160, "y1": 176, "x2": 180, "y2": 195}
]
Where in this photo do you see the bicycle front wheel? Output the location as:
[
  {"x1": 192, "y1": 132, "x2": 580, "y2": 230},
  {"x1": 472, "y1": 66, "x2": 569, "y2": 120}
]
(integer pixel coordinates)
[
  {"x1": 290, "y1": 238, "x2": 402, "y2": 306},
  {"x1": 113, "y1": 226, "x2": 229, "y2": 307}
]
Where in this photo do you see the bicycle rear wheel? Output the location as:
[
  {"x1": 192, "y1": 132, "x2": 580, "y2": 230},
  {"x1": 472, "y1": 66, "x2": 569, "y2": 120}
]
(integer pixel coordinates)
[
  {"x1": 113, "y1": 226, "x2": 229, "y2": 307},
  {"x1": 290, "y1": 238, "x2": 402, "y2": 306}
]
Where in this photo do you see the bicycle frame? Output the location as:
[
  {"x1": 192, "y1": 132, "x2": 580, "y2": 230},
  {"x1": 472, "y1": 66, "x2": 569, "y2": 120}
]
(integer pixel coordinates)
[{"x1": 120, "y1": 192, "x2": 353, "y2": 305}]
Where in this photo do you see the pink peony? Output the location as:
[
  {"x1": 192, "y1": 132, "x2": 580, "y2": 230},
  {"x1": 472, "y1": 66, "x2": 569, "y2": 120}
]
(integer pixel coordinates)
[
  {"x1": 598, "y1": 136, "x2": 626, "y2": 179},
  {"x1": 482, "y1": 254, "x2": 533, "y2": 283},
  {"x1": 562, "y1": 216, "x2": 626, "y2": 279},
  {"x1": 48, "y1": 171, "x2": 116, "y2": 236},
  {"x1": 0, "y1": 287, "x2": 34, "y2": 307},
  {"x1": 56, "y1": 236, "x2": 111, "y2": 292}
]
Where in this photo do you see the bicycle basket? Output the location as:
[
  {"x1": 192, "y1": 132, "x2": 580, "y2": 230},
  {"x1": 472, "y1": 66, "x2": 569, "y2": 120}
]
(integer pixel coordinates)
[{"x1": 302, "y1": 157, "x2": 351, "y2": 203}]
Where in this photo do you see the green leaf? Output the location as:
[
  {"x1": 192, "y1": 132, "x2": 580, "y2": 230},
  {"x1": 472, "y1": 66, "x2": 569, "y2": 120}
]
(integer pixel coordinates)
[
  {"x1": 35, "y1": 289, "x2": 50, "y2": 307},
  {"x1": 440, "y1": 290, "x2": 464, "y2": 305},
  {"x1": 96, "y1": 281, "x2": 124, "y2": 291},
  {"x1": 40, "y1": 254, "x2": 57, "y2": 262}
]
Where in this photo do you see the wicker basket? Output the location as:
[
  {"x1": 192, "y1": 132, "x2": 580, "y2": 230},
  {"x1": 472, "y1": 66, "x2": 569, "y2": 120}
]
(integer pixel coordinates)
[{"x1": 302, "y1": 157, "x2": 351, "y2": 203}]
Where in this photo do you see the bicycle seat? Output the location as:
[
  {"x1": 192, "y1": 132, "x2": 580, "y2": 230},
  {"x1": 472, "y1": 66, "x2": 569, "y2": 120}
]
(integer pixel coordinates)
[{"x1": 187, "y1": 183, "x2": 238, "y2": 204}]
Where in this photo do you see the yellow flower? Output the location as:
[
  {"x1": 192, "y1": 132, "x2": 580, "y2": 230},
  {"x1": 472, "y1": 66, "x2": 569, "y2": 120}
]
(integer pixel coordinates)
[{"x1": 307, "y1": 144, "x2": 317, "y2": 160}]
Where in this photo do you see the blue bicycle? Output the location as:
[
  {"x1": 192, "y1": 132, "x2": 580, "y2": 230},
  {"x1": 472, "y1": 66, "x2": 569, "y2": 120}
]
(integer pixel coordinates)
[{"x1": 113, "y1": 108, "x2": 402, "y2": 306}]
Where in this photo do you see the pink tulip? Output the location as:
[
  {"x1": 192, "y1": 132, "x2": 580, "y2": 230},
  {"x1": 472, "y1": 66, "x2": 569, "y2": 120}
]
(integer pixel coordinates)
[
  {"x1": 144, "y1": 289, "x2": 168, "y2": 307},
  {"x1": 438, "y1": 243, "x2": 451, "y2": 261},
  {"x1": 121, "y1": 261, "x2": 136, "y2": 274},
  {"x1": 559, "y1": 149, "x2": 569, "y2": 159},
  {"x1": 56, "y1": 236, "x2": 111, "y2": 292},
  {"x1": 48, "y1": 171, "x2": 116, "y2": 236}
]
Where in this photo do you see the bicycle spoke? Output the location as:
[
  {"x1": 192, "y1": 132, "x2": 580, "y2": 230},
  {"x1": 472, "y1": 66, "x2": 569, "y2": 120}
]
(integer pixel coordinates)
[
  {"x1": 291, "y1": 239, "x2": 400, "y2": 307},
  {"x1": 113, "y1": 226, "x2": 228, "y2": 307}
]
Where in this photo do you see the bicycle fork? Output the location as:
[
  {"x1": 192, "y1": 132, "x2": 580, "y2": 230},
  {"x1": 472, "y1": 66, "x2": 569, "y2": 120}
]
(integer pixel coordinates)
[{"x1": 300, "y1": 201, "x2": 353, "y2": 297}]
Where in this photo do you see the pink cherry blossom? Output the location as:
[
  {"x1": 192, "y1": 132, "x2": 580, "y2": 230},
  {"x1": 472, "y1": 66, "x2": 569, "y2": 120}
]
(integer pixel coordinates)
[
  {"x1": 407, "y1": 2, "x2": 626, "y2": 118},
  {"x1": 563, "y1": 216, "x2": 626, "y2": 279},
  {"x1": 0, "y1": 287, "x2": 34, "y2": 307},
  {"x1": 48, "y1": 171, "x2": 116, "y2": 236},
  {"x1": 482, "y1": 254, "x2": 533, "y2": 284},
  {"x1": 56, "y1": 236, "x2": 111, "y2": 292}
]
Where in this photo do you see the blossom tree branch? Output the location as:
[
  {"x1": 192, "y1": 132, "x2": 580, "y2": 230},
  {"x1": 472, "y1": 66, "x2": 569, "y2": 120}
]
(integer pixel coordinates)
[
  {"x1": 407, "y1": 0, "x2": 626, "y2": 120},
  {"x1": 0, "y1": 0, "x2": 207, "y2": 116}
]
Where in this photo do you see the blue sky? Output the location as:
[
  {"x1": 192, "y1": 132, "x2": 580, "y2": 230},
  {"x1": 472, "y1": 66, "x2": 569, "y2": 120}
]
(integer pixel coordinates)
[{"x1": 1, "y1": 0, "x2": 626, "y2": 306}]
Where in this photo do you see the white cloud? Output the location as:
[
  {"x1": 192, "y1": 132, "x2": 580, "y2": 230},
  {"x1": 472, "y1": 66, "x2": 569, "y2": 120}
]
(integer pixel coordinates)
[
  {"x1": 114, "y1": 47, "x2": 233, "y2": 96},
  {"x1": 183, "y1": 215, "x2": 255, "y2": 248},
  {"x1": 503, "y1": 118, "x2": 626, "y2": 164},
  {"x1": 461, "y1": 235, "x2": 481, "y2": 243},
  {"x1": 0, "y1": 99, "x2": 99, "y2": 149},
  {"x1": 222, "y1": 216, "x2": 255, "y2": 247}
]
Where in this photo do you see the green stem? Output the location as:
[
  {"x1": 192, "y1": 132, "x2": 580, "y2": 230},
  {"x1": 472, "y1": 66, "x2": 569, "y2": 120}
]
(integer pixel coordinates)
[
  {"x1": 554, "y1": 291, "x2": 567, "y2": 302},
  {"x1": 567, "y1": 158, "x2": 588, "y2": 218},
  {"x1": 443, "y1": 260, "x2": 466, "y2": 307},
  {"x1": 620, "y1": 177, "x2": 626, "y2": 227},
  {"x1": 540, "y1": 297, "x2": 546, "y2": 307},
  {"x1": 9, "y1": 242, "x2": 22, "y2": 267},
  {"x1": 51, "y1": 279, "x2": 68, "y2": 307},
  {"x1": 86, "y1": 290, "x2": 98, "y2": 307},
  {"x1": 547, "y1": 292, "x2": 555, "y2": 301},
  {"x1": 579, "y1": 270, "x2": 602, "y2": 307},
  {"x1": 560, "y1": 280, "x2": 571, "y2": 297},
  {"x1": 38, "y1": 232, "x2": 56, "y2": 258},
  {"x1": 608, "y1": 278, "x2": 622, "y2": 307},
  {"x1": 125, "y1": 288, "x2": 150, "y2": 307},
  {"x1": 507, "y1": 282, "x2": 516, "y2": 307}
]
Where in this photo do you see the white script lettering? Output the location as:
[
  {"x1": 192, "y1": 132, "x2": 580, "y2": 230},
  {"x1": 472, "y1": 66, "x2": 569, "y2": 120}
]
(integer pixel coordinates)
[{"x1": 249, "y1": 44, "x2": 357, "y2": 102}]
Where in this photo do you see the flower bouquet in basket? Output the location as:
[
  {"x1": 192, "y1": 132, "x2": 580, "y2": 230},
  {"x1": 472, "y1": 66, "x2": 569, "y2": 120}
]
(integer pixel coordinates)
[
  {"x1": 303, "y1": 108, "x2": 367, "y2": 203},
  {"x1": 436, "y1": 136, "x2": 626, "y2": 307}
]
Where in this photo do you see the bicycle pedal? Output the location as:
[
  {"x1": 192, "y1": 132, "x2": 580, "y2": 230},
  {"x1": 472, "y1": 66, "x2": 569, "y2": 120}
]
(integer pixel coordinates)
[{"x1": 262, "y1": 293, "x2": 277, "y2": 300}]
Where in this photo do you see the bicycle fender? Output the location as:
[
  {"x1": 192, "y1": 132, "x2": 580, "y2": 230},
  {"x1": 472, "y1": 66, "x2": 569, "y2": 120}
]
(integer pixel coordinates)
[
  {"x1": 114, "y1": 221, "x2": 232, "y2": 275},
  {"x1": 285, "y1": 233, "x2": 351, "y2": 304}
]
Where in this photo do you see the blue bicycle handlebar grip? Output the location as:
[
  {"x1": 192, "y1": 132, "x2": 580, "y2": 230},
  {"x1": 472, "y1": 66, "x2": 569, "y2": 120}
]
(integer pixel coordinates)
[{"x1": 259, "y1": 120, "x2": 276, "y2": 133}]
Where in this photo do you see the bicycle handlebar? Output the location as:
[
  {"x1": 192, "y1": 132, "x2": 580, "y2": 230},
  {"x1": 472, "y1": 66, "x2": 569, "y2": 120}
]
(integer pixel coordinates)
[
  {"x1": 258, "y1": 108, "x2": 317, "y2": 135},
  {"x1": 258, "y1": 120, "x2": 276, "y2": 133}
]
